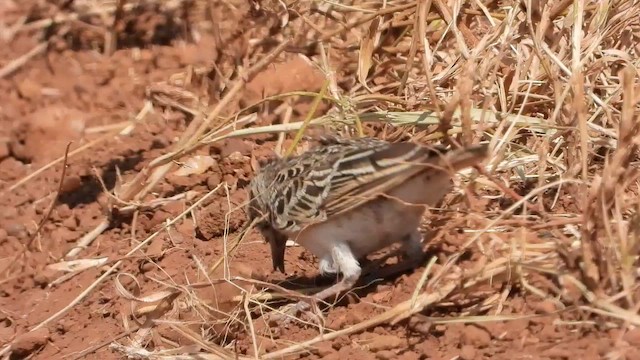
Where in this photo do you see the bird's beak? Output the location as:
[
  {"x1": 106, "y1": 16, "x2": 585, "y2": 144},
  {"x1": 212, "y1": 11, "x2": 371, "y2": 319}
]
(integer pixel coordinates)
[
  {"x1": 259, "y1": 224, "x2": 287, "y2": 274},
  {"x1": 269, "y1": 236, "x2": 286, "y2": 273}
]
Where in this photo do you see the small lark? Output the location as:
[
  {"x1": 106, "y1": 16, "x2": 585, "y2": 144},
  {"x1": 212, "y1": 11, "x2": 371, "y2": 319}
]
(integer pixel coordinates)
[{"x1": 247, "y1": 136, "x2": 488, "y2": 318}]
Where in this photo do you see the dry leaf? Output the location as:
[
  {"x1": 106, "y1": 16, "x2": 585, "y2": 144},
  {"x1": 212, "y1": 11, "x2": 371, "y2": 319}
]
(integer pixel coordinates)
[{"x1": 357, "y1": 17, "x2": 381, "y2": 87}]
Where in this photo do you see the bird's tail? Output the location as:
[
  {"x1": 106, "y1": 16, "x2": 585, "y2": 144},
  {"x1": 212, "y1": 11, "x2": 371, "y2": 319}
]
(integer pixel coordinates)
[{"x1": 436, "y1": 143, "x2": 490, "y2": 172}]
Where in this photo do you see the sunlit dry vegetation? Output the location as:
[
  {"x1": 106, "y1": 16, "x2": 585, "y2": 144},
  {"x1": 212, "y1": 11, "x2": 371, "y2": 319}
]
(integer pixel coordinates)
[{"x1": 1, "y1": 0, "x2": 640, "y2": 359}]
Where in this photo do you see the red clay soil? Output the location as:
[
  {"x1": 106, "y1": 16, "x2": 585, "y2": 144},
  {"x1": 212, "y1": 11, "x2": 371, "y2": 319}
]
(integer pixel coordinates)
[{"x1": 0, "y1": 1, "x2": 638, "y2": 360}]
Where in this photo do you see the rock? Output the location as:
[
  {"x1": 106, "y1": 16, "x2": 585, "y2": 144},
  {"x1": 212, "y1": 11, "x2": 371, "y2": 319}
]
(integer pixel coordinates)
[
  {"x1": 178, "y1": 37, "x2": 218, "y2": 66},
  {"x1": 0, "y1": 0, "x2": 19, "y2": 18},
  {"x1": 195, "y1": 195, "x2": 246, "y2": 240},
  {"x1": 10, "y1": 105, "x2": 86, "y2": 163},
  {"x1": 314, "y1": 343, "x2": 333, "y2": 357},
  {"x1": 0, "y1": 324, "x2": 14, "y2": 346},
  {"x1": 11, "y1": 328, "x2": 50, "y2": 358},
  {"x1": 371, "y1": 290, "x2": 391, "y2": 303},
  {"x1": 442, "y1": 324, "x2": 464, "y2": 346},
  {"x1": 0, "y1": 157, "x2": 27, "y2": 181},
  {"x1": 33, "y1": 269, "x2": 56, "y2": 287},
  {"x1": 60, "y1": 175, "x2": 83, "y2": 193},
  {"x1": 51, "y1": 227, "x2": 77, "y2": 243},
  {"x1": 532, "y1": 299, "x2": 557, "y2": 314},
  {"x1": 145, "y1": 234, "x2": 166, "y2": 257},
  {"x1": 0, "y1": 140, "x2": 9, "y2": 160},
  {"x1": 502, "y1": 319, "x2": 528, "y2": 340},
  {"x1": 149, "y1": 210, "x2": 171, "y2": 228},
  {"x1": 625, "y1": 347, "x2": 640, "y2": 360},
  {"x1": 328, "y1": 313, "x2": 347, "y2": 329},
  {"x1": 539, "y1": 323, "x2": 560, "y2": 341},
  {"x1": 375, "y1": 350, "x2": 396, "y2": 360},
  {"x1": 460, "y1": 344, "x2": 476, "y2": 360},
  {"x1": 5, "y1": 223, "x2": 26, "y2": 238},
  {"x1": 216, "y1": 138, "x2": 253, "y2": 158},
  {"x1": 2, "y1": 206, "x2": 18, "y2": 219},
  {"x1": 56, "y1": 204, "x2": 72, "y2": 219},
  {"x1": 222, "y1": 174, "x2": 238, "y2": 189},
  {"x1": 542, "y1": 345, "x2": 572, "y2": 358},
  {"x1": 175, "y1": 219, "x2": 195, "y2": 239},
  {"x1": 17, "y1": 78, "x2": 42, "y2": 99},
  {"x1": 61, "y1": 215, "x2": 77, "y2": 231},
  {"x1": 243, "y1": 56, "x2": 326, "y2": 105},
  {"x1": 623, "y1": 327, "x2": 640, "y2": 347},
  {"x1": 227, "y1": 151, "x2": 246, "y2": 164},
  {"x1": 367, "y1": 335, "x2": 403, "y2": 352},
  {"x1": 207, "y1": 173, "x2": 222, "y2": 190},
  {"x1": 345, "y1": 308, "x2": 365, "y2": 325},
  {"x1": 461, "y1": 325, "x2": 491, "y2": 348}
]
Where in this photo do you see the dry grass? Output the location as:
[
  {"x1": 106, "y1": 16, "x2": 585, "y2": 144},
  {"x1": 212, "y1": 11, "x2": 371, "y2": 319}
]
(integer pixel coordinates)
[{"x1": 3, "y1": 0, "x2": 640, "y2": 358}]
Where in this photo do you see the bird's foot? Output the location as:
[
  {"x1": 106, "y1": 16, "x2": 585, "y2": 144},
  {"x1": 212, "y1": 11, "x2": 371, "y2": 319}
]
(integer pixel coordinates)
[{"x1": 265, "y1": 299, "x2": 323, "y2": 326}]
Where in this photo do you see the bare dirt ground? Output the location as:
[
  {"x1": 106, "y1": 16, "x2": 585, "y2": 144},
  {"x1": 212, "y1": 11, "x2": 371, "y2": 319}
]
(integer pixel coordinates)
[{"x1": 1, "y1": 1, "x2": 640, "y2": 359}]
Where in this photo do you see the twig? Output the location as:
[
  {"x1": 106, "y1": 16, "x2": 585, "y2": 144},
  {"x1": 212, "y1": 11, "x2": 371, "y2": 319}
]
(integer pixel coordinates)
[
  {"x1": 64, "y1": 219, "x2": 111, "y2": 259},
  {"x1": 26, "y1": 142, "x2": 72, "y2": 249},
  {"x1": 319, "y1": 2, "x2": 417, "y2": 42},
  {"x1": 0, "y1": 41, "x2": 48, "y2": 79}
]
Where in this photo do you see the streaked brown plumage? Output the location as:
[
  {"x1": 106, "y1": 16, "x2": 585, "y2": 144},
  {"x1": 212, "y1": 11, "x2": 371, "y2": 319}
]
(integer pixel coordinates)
[{"x1": 247, "y1": 136, "x2": 488, "y2": 317}]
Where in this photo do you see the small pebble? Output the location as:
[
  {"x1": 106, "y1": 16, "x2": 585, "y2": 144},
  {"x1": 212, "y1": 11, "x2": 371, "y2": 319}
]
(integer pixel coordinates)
[
  {"x1": 375, "y1": 350, "x2": 396, "y2": 360},
  {"x1": 56, "y1": 204, "x2": 72, "y2": 219},
  {"x1": 461, "y1": 325, "x2": 491, "y2": 348},
  {"x1": 2, "y1": 207, "x2": 18, "y2": 219},
  {"x1": 623, "y1": 327, "x2": 640, "y2": 347},
  {"x1": 61, "y1": 216, "x2": 77, "y2": 230},
  {"x1": 368, "y1": 335, "x2": 403, "y2": 352},
  {"x1": 60, "y1": 175, "x2": 82, "y2": 193},
  {"x1": 460, "y1": 345, "x2": 476, "y2": 360},
  {"x1": 5, "y1": 223, "x2": 26, "y2": 238},
  {"x1": 33, "y1": 270, "x2": 55, "y2": 288},
  {"x1": 533, "y1": 299, "x2": 557, "y2": 314},
  {"x1": 217, "y1": 138, "x2": 253, "y2": 157},
  {"x1": 0, "y1": 141, "x2": 9, "y2": 160},
  {"x1": 207, "y1": 173, "x2": 222, "y2": 189}
]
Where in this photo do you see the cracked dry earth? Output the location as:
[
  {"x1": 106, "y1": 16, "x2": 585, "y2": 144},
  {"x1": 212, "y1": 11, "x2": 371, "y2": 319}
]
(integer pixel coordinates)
[{"x1": 1, "y1": 1, "x2": 639, "y2": 360}]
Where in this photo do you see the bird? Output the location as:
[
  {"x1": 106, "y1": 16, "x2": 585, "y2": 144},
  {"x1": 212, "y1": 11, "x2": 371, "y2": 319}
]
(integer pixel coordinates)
[{"x1": 246, "y1": 135, "x2": 489, "y2": 319}]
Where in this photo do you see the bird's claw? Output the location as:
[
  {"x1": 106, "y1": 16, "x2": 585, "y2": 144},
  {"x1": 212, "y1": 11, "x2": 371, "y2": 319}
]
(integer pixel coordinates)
[{"x1": 265, "y1": 300, "x2": 319, "y2": 326}]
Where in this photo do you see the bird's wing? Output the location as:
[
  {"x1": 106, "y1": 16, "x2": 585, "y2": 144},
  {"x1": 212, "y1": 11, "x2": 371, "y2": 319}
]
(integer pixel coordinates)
[
  {"x1": 321, "y1": 140, "x2": 452, "y2": 217},
  {"x1": 267, "y1": 138, "x2": 487, "y2": 231}
]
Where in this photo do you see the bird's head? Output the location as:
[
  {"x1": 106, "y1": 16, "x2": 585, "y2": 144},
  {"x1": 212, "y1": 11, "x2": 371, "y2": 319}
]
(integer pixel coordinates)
[{"x1": 247, "y1": 168, "x2": 288, "y2": 274}]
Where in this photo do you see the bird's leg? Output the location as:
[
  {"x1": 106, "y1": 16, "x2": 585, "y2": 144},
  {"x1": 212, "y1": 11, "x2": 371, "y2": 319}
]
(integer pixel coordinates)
[
  {"x1": 312, "y1": 242, "x2": 361, "y2": 300},
  {"x1": 270, "y1": 243, "x2": 361, "y2": 323},
  {"x1": 318, "y1": 256, "x2": 339, "y2": 275}
]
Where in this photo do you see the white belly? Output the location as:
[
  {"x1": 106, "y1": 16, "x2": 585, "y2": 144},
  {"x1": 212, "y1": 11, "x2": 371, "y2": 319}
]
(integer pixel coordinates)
[{"x1": 287, "y1": 172, "x2": 453, "y2": 262}]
